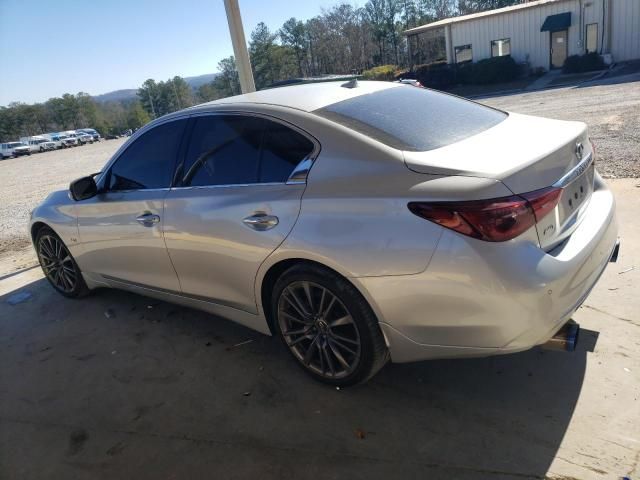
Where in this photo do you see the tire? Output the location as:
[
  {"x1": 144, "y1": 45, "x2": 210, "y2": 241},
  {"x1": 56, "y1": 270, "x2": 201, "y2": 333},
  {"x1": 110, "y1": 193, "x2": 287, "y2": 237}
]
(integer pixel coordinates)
[
  {"x1": 36, "y1": 227, "x2": 89, "y2": 298},
  {"x1": 272, "y1": 264, "x2": 389, "y2": 387},
  {"x1": 40, "y1": 147, "x2": 44, "y2": 153}
]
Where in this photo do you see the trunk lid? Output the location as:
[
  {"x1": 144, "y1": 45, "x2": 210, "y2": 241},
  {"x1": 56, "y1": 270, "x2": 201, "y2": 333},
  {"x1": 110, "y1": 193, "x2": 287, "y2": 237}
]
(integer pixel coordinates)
[{"x1": 403, "y1": 112, "x2": 595, "y2": 249}]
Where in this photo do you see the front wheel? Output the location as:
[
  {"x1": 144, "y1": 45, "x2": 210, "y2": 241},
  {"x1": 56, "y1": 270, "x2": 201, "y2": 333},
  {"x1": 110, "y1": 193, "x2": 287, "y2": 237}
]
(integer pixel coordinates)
[
  {"x1": 272, "y1": 264, "x2": 389, "y2": 386},
  {"x1": 36, "y1": 227, "x2": 89, "y2": 298}
]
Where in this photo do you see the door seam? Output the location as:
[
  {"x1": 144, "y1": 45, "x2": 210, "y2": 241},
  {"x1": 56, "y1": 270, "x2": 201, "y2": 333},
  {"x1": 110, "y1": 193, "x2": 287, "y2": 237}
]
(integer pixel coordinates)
[{"x1": 161, "y1": 190, "x2": 184, "y2": 293}]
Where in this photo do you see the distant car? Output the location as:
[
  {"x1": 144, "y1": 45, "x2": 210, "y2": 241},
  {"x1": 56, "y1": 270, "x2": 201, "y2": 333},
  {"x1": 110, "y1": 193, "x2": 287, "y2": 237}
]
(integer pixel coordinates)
[
  {"x1": 45, "y1": 135, "x2": 65, "y2": 149},
  {"x1": 1, "y1": 142, "x2": 31, "y2": 158},
  {"x1": 395, "y1": 78, "x2": 424, "y2": 88},
  {"x1": 56, "y1": 134, "x2": 78, "y2": 147},
  {"x1": 39, "y1": 139, "x2": 57, "y2": 152},
  {"x1": 77, "y1": 128, "x2": 101, "y2": 142},
  {"x1": 74, "y1": 132, "x2": 94, "y2": 145},
  {"x1": 21, "y1": 136, "x2": 56, "y2": 153},
  {"x1": 29, "y1": 81, "x2": 619, "y2": 386},
  {"x1": 105, "y1": 133, "x2": 120, "y2": 140}
]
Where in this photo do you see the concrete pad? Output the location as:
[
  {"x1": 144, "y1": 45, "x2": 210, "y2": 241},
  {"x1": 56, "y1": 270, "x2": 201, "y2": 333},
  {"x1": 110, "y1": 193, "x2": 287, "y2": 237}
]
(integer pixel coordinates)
[{"x1": 1, "y1": 180, "x2": 638, "y2": 479}]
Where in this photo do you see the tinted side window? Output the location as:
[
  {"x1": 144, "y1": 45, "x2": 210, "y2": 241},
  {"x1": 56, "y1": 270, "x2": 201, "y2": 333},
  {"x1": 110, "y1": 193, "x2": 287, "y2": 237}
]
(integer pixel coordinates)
[
  {"x1": 182, "y1": 116, "x2": 263, "y2": 187},
  {"x1": 108, "y1": 119, "x2": 186, "y2": 191},
  {"x1": 260, "y1": 121, "x2": 314, "y2": 183}
]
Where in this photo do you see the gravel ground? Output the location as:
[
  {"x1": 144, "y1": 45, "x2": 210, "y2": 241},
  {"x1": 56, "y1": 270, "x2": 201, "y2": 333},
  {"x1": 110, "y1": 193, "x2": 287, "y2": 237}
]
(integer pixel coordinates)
[
  {"x1": 0, "y1": 139, "x2": 126, "y2": 272},
  {"x1": 0, "y1": 75, "x2": 638, "y2": 275},
  {"x1": 480, "y1": 72, "x2": 640, "y2": 179}
]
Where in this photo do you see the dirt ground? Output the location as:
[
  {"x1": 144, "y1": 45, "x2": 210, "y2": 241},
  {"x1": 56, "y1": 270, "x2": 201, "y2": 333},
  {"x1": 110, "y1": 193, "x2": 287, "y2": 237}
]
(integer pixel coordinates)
[{"x1": 0, "y1": 139, "x2": 126, "y2": 274}]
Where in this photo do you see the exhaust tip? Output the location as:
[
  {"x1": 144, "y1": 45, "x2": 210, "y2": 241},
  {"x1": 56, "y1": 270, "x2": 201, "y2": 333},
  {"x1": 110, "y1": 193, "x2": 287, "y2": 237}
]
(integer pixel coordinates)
[
  {"x1": 609, "y1": 238, "x2": 620, "y2": 263},
  {"x1": 542, "y1": 320, "x2": 580, "y2": 352}
]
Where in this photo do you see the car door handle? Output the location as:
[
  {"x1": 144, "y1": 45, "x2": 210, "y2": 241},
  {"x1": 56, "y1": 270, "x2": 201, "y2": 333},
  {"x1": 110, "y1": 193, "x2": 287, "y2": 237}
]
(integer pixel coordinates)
[
  {"x1": 243, "y1": 214, "x2": 279, "y2": 231},
  {"x1": 136, "y1": 213, "x2": 160, "y2": 226}
]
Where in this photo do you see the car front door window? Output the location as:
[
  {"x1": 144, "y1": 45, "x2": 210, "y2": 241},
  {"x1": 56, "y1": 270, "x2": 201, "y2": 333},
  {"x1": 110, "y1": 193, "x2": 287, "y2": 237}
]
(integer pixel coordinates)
[{"x1": 108, "y1": 119, "x2": 187, "y2": 191}]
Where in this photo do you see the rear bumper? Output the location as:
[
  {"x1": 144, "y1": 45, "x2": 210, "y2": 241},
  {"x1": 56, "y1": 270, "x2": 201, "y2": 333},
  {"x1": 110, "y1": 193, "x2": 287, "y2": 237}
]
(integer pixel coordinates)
[{"x1": 359, "y1": 177, "x2": 618, "y2": 363}]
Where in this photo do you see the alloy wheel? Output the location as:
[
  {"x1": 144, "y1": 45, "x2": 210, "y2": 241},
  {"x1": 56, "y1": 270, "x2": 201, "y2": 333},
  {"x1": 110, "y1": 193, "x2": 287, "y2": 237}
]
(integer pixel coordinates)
[
  {"x1": 38, "y1": 234, "x2": 77, "y2": 293},
  {"x1": 277, "y1": 281, "x2": 361, "y2": 379}
]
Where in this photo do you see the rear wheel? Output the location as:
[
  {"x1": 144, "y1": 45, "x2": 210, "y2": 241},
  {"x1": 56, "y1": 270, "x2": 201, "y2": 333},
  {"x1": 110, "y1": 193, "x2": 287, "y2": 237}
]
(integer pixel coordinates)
[
  {"x1": 36, "y1": 227, "x2": 88, "y2": 298},
  {"x1": 272, "y1": 264, "x2": 389, "y2": 386}
]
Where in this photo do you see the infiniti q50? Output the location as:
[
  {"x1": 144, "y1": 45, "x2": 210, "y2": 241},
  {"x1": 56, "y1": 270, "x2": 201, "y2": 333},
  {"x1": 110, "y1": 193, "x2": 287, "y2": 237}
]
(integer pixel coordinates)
[{"x1": 30, "y1": 81, "x2": 619, "y2": 386}]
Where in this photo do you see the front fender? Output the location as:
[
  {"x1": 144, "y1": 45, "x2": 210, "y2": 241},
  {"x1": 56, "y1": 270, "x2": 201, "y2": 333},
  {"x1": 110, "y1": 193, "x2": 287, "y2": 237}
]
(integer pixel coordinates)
[{"x1": 29, "y1": 190, "x2": 80, "y2": 256}]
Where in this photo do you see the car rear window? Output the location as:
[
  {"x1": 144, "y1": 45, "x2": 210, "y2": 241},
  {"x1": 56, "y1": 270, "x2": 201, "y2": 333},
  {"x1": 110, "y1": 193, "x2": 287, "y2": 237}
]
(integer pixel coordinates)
[{"x1": 314, "y1": 86, "x2": 507, "y2": 152}]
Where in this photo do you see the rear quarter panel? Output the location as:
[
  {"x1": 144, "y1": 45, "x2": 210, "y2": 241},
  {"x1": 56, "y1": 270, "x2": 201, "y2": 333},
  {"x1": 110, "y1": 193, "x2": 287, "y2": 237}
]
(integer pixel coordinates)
[{"x1": 255, "y1": 108, "x2": 515, "y2": 278}]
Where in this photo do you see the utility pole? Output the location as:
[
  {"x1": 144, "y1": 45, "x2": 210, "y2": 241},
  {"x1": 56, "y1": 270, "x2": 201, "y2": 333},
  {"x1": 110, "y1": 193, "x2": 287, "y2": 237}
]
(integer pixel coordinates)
[{"x1": 223, "y1": 0, "x2": 256, "y2": 93}]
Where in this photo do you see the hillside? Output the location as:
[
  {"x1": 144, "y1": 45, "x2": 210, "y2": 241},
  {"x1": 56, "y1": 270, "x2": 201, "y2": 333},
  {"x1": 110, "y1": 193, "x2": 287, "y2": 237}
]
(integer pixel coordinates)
[{"x1": 92, "y1": 73, "x2": 218, "y2": 103}]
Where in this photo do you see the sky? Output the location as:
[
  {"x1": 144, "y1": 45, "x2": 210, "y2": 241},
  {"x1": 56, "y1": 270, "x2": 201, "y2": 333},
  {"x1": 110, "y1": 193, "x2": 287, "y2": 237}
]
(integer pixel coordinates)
[{"x1": 0, "y1": 0, "x2": 337, "y2": 105}]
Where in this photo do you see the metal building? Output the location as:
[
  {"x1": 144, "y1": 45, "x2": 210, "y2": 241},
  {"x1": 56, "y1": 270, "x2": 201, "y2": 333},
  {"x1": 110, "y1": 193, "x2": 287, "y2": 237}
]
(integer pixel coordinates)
[{"x1": 404, "y1": 0, "x2": 640, "y2": 71}]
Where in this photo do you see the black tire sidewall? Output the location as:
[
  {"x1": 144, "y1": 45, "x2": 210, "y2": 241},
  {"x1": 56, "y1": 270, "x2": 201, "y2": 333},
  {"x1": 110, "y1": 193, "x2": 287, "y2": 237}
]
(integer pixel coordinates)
[
  {"x1": 271, "y1": 264, "x2": 387, "y2": 387},
  {"x1": 36, "y1": 227, "x2": 88, "y2": 298}
]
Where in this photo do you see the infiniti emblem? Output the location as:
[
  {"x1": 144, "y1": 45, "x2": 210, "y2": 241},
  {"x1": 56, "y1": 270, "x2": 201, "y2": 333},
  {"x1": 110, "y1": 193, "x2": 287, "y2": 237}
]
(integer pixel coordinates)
[{"x1": 575, "y1": 142, "x2": 584, "y2": 160}]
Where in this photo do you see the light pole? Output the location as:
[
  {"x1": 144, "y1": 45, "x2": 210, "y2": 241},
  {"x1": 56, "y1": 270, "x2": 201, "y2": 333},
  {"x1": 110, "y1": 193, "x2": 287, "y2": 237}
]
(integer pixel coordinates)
[{"x1": 223, "y1": 0, "x2": 256, "y2": 93}]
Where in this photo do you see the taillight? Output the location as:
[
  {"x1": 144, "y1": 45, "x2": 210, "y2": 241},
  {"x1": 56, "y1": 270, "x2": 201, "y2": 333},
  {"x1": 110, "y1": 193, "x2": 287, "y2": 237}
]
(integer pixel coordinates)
[
  {"x1": 521, "y1": 187, "x2": 563, "y2": 222},
  {"x1": 408, "y1": 186, "x2": 563, "y2": 242}
]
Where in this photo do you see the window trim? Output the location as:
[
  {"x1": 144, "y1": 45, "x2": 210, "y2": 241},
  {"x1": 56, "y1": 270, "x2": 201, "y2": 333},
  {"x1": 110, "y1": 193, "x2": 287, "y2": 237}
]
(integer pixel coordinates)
[
  {"x1": 585, "y1": 22, "x2": 598, "y2": 54},
  {"x1": 490, "y1": 38, "x2": 511, "y2": 58},
  {"x1": 172, "y1": 111, "x2": 321, "y2": 190},
  {"x1": 98, "y1": 110, "x2": 321, "y2": 194},
  {"x1": 454, "y1": 44, "x2": 473, "y2": 64}
]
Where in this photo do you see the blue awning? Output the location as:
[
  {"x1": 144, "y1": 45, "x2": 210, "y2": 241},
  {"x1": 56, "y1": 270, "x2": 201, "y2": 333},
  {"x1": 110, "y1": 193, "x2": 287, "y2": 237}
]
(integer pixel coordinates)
[{"x1": 541, "y1": 12, "x2": 571, "y2": 32}]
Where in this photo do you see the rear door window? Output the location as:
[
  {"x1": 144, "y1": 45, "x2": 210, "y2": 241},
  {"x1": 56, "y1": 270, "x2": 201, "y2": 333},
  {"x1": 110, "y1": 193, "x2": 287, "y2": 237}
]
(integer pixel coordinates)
[
  {"x1": 181, "y1": 115, "x2": 314, "y2": 187},
  {"x1": 314, "y1": 85, "x2": 507, "y2": 152},
  {"x1": 182, "y1": 115, "x2": 264, "y2": 187},
  {"x1": 260, "y1": 121, "x2": 314, "y2": 183}
]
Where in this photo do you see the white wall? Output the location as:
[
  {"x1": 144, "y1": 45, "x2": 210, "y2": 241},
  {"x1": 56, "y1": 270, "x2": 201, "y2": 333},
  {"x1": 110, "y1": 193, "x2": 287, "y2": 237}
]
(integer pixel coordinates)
[
  {"x1": 610, "y1": 0, "x2": 640, "y2": 62},
  {"x1": 447, "y1": 0, "x2": 639, "y2": 70}
]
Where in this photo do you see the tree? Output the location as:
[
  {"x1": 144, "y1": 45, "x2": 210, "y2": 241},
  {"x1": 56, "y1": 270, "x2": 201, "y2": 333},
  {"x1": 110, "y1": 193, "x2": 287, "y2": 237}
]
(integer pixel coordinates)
[
  {"x1": 126, "y1": 101, "x2": 151, "y2": 130},
  {"x1": 216, "y1": 56, "x2": 240, "y2": 96},
  {"x1": 249, "y1": 22, "x2": 279, "y2": 88},
  {"x1": 137, "y1": 79, "x2": 160, "y2": 118},
  {"x1": 280, "y1": 18, "x2": 308, "y2": 76},
  {"x1": 457, "y1": 0, "x2": 520, "y2": 15}
]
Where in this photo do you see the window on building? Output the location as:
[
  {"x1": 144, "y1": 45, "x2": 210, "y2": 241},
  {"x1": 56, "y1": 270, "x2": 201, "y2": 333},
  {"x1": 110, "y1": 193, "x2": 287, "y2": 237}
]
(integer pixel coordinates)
[
  {"x1": 491, "y1": 38, "x2": 511, "y2": 57},
  {"x1": 454, "y1": 44, "x2": 473, "y2": 64},
  {"x1": 586, "y1": 23, "x2": 598, "y2": 53}
]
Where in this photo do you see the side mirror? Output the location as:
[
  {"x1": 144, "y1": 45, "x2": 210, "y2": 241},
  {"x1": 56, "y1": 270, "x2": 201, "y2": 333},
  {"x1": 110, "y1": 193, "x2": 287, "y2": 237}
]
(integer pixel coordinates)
[{"x1": 70, "y1": 175, "x2": 98, "y2": 201}]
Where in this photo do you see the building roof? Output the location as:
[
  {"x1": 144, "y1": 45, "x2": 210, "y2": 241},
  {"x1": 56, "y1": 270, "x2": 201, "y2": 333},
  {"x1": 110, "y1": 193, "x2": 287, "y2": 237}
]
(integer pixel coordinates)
[
  {"x1": 404, "y1": 0, "x2": 569, "y2": 36},
  {"x1": 194, "y1": 80, "x2": 400, "y2": 113}
]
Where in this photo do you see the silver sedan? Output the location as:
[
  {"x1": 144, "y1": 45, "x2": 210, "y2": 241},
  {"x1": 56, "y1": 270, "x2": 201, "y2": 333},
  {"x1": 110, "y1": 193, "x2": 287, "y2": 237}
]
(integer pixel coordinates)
[{"x1": 29, "y1": 81, "x2": 619, "y2": 386}]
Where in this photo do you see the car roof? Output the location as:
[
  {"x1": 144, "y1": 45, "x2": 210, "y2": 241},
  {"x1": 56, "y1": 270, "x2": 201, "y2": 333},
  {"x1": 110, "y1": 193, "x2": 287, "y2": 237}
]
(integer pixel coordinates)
[{"x1": 192, "y1": 80, "x2": 401, "y2": 113}]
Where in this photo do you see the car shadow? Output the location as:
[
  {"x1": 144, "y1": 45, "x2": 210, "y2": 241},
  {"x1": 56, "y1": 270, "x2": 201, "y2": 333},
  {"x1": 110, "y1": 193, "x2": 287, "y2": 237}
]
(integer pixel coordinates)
[{"x1": 0, "y1": 277, "x2": 593, "y2": 479}]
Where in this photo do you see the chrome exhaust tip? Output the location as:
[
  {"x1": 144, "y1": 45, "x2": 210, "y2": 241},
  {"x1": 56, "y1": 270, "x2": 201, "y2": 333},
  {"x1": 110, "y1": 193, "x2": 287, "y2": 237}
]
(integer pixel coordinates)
[
  {"x1": 542, "y1": 320, "x2": 580, "y2": 352},
  {"x1": 609, "y1": 238, "x2": 620, "y2": 263}
]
